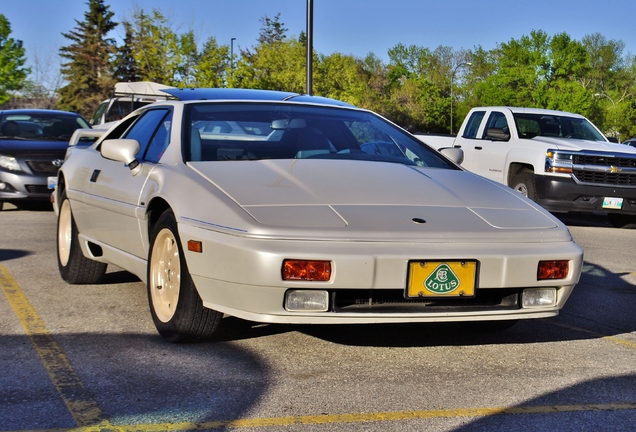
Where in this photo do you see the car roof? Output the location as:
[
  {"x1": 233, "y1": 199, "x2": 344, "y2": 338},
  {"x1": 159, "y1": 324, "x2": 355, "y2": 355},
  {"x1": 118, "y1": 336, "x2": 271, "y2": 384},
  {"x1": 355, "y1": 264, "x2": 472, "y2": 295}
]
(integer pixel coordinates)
[
  {"x1": 0, "y1": 108, "x2": 83, "y2": 116},
  {"x1": 162, "y1": 88, "x2": 353, "y2": 107}
]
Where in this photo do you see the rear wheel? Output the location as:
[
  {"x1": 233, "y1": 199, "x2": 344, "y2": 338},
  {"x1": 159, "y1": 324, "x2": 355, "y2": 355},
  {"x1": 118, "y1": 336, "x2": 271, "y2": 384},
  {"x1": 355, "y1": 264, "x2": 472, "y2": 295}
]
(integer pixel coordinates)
[
  {"x1": 147, "y1": 209, "x2": 222, "y2": 343},
  {"x1": 510, "y1": 169, "x2": 537, "y2": 201},
  {"x1": 57, "y1": 191, "x2": 107, "y2": 284},
  {"x1": 607, "y1": 213, "x2": 636, "y2": 229}
]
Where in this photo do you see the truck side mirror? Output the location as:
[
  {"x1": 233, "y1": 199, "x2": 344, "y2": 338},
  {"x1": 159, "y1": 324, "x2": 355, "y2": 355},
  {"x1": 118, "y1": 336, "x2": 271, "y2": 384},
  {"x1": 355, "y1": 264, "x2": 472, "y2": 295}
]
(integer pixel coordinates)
[{"x1": 485, "y1": 128, "x2": 510, "y2": 141}]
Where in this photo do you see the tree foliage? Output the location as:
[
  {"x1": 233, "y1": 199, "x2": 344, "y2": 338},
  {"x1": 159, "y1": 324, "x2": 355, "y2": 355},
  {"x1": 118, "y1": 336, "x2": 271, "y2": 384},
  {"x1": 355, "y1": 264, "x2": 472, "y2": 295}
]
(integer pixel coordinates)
[
  {"x1": 57, "y1": 0, "x2": 117, "y2": 117},
  {"x1": 0, "y1": 14, "x2": 30, "y2": 104},
  {"x1": 10, "y1": 5, "x2": 636, "y2": 140}
]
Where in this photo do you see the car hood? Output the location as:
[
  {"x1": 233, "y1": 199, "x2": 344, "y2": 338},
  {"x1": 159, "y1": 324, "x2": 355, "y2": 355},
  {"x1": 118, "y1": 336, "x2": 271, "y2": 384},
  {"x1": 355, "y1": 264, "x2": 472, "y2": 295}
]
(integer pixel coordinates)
[
  {"x1": 0, "y1": 138, "x2": 70, "y2": 152},
  {"x1": 189, "y1": 159, "x2": 569, "y2": 242},
  {"x1": 531, "y1": 136, "x2": 636, "y2": 153}
]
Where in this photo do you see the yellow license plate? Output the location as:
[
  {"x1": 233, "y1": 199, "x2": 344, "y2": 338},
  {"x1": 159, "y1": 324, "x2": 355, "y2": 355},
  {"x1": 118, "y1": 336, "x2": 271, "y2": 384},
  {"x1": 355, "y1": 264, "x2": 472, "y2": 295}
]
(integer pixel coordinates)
[{"x1": 407, "y1": 261, "x2": 477, "y2": 298}]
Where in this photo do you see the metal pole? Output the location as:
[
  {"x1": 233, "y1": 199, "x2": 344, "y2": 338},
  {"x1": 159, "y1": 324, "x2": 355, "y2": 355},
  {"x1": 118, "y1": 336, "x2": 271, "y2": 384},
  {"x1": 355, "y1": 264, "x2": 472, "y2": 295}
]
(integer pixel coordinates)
[
  {"x1": 230, "y1": 38, "x2": 236, "y2": 69},
  {"x1": 306, "y1": 0, "x2": 313, "y2": 95}
]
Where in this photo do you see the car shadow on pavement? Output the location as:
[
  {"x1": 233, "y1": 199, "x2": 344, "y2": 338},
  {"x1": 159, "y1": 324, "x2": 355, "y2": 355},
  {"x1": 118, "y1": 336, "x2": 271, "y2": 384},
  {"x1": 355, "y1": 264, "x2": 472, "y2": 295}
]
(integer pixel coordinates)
[
  {"x1": 0, "y1": 248, "x2": 32, "y2": 262},
  {"x1": 0, "y1": 332, "x2": 269, "y2": 430},
  {"x1": 554, "y1": 211, "x2": 612, "y2": 228},
  {"x1": 451, "y1": 374, "x2": 636, "y2": 431}
]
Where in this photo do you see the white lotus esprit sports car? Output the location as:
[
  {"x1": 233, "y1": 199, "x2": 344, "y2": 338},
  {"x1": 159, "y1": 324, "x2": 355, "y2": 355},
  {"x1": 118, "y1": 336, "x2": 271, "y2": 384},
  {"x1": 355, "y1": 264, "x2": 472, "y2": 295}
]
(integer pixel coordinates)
[{"x1": 54, "y1": 88, "x2": 583, "y2": 342}]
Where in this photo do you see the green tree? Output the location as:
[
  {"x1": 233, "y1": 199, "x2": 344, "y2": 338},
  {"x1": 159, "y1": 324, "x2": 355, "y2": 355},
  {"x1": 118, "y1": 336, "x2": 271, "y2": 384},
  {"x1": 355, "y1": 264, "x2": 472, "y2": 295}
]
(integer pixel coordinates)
[
  {"x1": 58, "y1": 0, "x2": 117, "y2": 117},
  {"x1": 195, "y1": 37, "x2": 229, "y2": 88},
  {"x1": 113, "y1": 21, "x2": 141, "y2": 83},
  {"x1": 130, "y1": 9, "x2": 180, "y2": 85},
  {"x1": 0, "y1": 14, "x2": 30, "y2": 104}
]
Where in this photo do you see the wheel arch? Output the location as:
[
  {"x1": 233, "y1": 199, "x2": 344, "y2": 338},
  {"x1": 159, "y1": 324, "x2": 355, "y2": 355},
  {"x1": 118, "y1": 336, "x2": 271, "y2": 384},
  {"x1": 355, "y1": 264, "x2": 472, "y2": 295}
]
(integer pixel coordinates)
[
  {"x1": 507, "y1": 162, "x2": 534, "y2": 186},
  {"x1": 146, "y1": 197, "x2": 172, "y2": 240}
]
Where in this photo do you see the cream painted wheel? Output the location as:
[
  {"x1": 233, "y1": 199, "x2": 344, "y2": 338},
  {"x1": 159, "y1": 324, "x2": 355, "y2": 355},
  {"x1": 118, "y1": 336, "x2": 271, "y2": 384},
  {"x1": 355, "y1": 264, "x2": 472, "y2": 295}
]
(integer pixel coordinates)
[
  {"x1": 56, "y1": 190, "x2": 107, "y2": 284},
  {"x1": 147, "y1": 209, "x2": 222, "y2": 342},
  {"x1": 57, "y1": 199, "x2": 72, "y2": 267},
  {"x1": 149, "y1": 228, "x2": 181, "y2": 323}
]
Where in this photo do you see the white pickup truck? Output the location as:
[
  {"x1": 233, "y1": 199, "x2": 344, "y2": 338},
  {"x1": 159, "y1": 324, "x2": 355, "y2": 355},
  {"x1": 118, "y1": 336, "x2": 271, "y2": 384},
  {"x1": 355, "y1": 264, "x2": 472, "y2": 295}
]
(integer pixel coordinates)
[{"x1": 416, "y1": 106, "x2": 636, "y2": 228}]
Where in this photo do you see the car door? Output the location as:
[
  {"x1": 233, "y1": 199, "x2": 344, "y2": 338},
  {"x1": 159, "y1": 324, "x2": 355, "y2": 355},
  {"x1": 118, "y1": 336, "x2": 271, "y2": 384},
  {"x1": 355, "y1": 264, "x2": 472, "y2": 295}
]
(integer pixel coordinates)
[
  {"x1": 85, "y1": 108, "x2": 173, "y2": 258},
  {"x1": 472, "y1": 111, "x2": 511, "y2": 183}
]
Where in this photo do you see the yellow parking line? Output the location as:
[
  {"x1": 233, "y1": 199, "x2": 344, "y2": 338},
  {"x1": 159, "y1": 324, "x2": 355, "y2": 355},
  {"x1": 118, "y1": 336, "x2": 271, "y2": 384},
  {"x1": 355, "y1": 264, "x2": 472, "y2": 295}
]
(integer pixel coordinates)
[
  {"x1": 550, "y1": 321, "x2": 636, "y2": 350},
  {"x1": 59, "y1": 402, "x2": 635, "y2": 431},
  {"x1": 0, "y1": 266, "x2": 108, "y2": 428},
  {"x1": 1, "y1": 264, "x2": 634, "y2": 431}
]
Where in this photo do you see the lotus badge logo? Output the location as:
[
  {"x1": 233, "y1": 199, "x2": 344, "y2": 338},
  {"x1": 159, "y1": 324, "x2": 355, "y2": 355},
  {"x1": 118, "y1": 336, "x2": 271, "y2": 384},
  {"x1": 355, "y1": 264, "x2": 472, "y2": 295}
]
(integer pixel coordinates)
[
  {"x1": 609, "y1": 166, "x2": 621, "y2": 173},
  {"x1": 52, "y1": 159, "x2": 64, "y2": 167},
  {"x1": 424, "y1": 264, "x2": 460, "y2": 294}
]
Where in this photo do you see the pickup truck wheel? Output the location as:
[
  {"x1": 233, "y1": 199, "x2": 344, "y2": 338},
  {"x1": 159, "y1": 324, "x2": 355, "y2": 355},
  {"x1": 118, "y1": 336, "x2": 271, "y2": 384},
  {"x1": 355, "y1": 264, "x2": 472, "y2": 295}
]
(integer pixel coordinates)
[
  {"x1": 511, "y1": 170, "x2": 537, "y2": 201},
  {"x1": 607, "y1": 213, "x2": 636, "y2": 229},
  {"x1": 57, "y1": 191, "x2": 107, "y2": 284},
  {"x1": 148, "y1": 209, "x2": 222, "y2": 343}
]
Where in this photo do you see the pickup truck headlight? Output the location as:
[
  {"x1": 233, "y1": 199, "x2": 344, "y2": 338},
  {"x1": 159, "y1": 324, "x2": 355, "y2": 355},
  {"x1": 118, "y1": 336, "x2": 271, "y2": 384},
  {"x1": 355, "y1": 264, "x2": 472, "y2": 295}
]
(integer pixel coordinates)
[
  {"x1": 545, "y1": 150, "x2": 573, "y2": 173},
  {"x1": 0, "y1": 155, "x2": 22, "y2": 172}
]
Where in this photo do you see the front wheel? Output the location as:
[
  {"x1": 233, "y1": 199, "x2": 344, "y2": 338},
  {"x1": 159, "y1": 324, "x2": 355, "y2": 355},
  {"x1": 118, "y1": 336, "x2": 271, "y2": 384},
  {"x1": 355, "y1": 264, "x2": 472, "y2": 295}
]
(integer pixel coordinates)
[
  {"x1": 607, "y1": 213, "x2": 636, "y2": 229},
  {"x1": 147, "y1": 209, "x2": 222, "y2": 343},
  {"x1": 57, "y1": 191, "x2": 107, "y2": 284},
  {"x1": 510, "y1": 169, "x2": 537, "y2": 201}
]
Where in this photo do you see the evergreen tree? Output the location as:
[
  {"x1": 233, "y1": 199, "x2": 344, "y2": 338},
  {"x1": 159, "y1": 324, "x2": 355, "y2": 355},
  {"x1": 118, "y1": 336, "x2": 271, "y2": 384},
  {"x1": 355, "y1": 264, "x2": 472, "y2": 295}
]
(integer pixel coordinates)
[
  {"x1": 58, "y1": 0, "x2": 117, "y2": 117},
  {"x1": 113, "y1": 21, "x2": 141, "y2": 83},
  {"x1": 0, "y1": 14, "x2": 30, "y2": 104}
]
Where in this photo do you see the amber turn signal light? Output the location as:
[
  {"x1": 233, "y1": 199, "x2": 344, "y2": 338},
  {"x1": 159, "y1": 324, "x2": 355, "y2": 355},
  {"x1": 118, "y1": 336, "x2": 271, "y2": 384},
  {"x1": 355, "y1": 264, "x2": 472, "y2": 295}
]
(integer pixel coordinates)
[
  {"x1": 537, "y1": 260, "x2": 569, "y2": 280},
  {"x1": 282, "y1": 260, "x2": 331, "y2": 281},
  {"x1": 187, "y1": 240, "x2": 203, "y2": 253}
]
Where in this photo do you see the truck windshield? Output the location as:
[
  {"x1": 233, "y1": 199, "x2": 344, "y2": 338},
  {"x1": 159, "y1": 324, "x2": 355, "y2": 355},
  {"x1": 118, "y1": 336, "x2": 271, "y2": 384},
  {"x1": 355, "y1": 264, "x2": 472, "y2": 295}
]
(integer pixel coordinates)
[{"x1": 513, "y1": 113, "x2": 606, "y2": 142}]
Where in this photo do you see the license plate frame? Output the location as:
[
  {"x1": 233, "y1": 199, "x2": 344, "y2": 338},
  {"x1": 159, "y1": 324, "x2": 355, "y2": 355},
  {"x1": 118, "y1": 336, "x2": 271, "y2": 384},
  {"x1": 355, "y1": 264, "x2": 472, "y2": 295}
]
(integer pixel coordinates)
[
  {"x1": 406, "y1": 260, "x2": 477, "y2": 298},
  {"x1": 47, "y1": 176, "x2": 57, "y2": 190},
  {"x1": 602, "y1": 197, "x2": 623, "y2": 210}
]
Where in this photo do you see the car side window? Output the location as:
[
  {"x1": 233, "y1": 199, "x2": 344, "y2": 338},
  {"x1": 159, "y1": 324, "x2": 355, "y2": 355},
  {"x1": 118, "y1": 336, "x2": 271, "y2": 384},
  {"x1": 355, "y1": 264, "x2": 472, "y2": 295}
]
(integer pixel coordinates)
[
  {"x1": 461, "y1": 111, "x2": 485, "y2": 139},
  {"x1": 143, "y1": 111, "x2": 173, "y2": 163},
  {"x1": 482, "y1": 112, "x2": 509, "y2": 138},
  {"x1": 122, "y1": 109, "x2": 171, "y2": 161}
]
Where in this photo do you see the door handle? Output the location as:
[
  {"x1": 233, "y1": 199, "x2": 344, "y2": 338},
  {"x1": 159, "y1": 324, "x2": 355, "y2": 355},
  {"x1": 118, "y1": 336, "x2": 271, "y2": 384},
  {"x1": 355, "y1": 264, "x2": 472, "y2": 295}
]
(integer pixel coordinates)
[
  {"x1": 474, "y1": 146, "x2": 483, "y2": 150},
  {"x1": 90, "y1": 170, "x2": 101, "y2": 182}
]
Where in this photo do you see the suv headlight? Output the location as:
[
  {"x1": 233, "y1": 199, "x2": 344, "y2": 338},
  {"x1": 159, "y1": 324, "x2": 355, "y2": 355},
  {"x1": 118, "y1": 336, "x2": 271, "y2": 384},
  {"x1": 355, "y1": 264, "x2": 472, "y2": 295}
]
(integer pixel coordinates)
[{"x1": 0, "y1": 155, "x2": 22, "y2": 171}]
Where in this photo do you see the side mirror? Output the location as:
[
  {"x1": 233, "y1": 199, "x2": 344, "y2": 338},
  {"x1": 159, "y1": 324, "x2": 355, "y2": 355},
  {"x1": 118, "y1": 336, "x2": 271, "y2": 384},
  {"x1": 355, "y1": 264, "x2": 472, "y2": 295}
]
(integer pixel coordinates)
[
  {"x1": 100, "y1": 139, "x2": 141, "y2": 174},
  {"x1": 485, "y1": 128, "x2": 510, "y2": 141},
  {"x1": 439, "y1": 147, "x2": 464, "y2": 165}
]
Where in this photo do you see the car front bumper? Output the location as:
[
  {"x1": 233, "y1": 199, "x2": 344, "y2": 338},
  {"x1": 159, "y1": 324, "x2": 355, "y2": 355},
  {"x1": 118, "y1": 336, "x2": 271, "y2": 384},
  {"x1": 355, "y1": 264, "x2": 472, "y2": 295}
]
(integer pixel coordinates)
[
  {"x1": 0, "y1": 170, "x2": 54, "y2": 202},
  {"x1": 535, "y1": 175, "x2": 636, "y2": 215},
  {"x1": 179, "y1": 223, "x2": 584, "y2": 324}
]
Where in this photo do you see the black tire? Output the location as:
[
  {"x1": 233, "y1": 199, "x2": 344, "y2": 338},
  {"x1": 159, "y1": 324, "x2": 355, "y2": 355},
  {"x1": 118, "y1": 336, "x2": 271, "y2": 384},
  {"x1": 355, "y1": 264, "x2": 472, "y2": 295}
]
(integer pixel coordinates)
[
  {"x1": 510, "y1": 169, "x2": 537, "y2": 201},
  {"x1": 57, "y1": 190, "x2": 107, "y2": 284},
  {"x1": 147, "y1": 209, "x2": 222, "y2": 343},
  {"x1": 607, "y1": 213, "x2": 636, "y2": 229}
]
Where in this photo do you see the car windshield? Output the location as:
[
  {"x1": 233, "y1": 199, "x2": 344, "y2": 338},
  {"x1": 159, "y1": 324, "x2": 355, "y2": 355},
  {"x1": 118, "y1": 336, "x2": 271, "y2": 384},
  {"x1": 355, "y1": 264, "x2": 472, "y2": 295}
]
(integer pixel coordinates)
[
  {"x1": 513, "y1": 112, "x2": 606, "y2": 141},
  {"x1": 0, "y1": 112, "x2": 90, "y2": 141},
  {"x1": 185, "y1": 102, "x2": 457, "y2": 169}
]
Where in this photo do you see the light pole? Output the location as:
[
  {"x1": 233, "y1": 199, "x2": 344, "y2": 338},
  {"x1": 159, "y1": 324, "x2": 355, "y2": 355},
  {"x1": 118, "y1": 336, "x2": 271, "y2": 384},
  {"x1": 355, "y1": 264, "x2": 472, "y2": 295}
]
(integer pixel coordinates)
[
  {"x1": 230, "y1": 38, "x2": 236, "y2": 69},
  {"x1": 594, "y1": 92, "x2": 618, "y2": 142},
  {"x1": 450, "y1": 62, "x2": 471, "y2": 135}
]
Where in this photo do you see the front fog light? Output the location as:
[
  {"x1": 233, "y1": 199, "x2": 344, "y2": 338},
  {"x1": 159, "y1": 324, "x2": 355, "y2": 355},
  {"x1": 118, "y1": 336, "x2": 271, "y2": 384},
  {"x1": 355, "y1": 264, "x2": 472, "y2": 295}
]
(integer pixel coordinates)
[
  {"x1": 285, "y1": 290, "x2": 329, "y2": 312},
  {"x1": 522, "y1": 288, "x2": 556, "y2": 308}
]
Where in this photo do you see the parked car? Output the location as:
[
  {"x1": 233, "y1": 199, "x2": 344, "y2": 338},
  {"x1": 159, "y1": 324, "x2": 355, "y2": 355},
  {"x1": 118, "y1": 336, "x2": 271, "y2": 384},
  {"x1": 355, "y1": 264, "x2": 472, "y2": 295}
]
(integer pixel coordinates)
[
  {"x1": 91, "y1": 81, "x2": 174, "y2": 126},
  {"x1": 0, "y1": 109, "x2": 91, "y2": 209},
  {"x1": 623, "y1": 138, "x2": 636, "y2": 148},
  {"x1": 416, "y1": 107, "x2": 636, "y2": 228},
  {"x1": 54, "y1": 88, "x2": 583, "y2": 342}
]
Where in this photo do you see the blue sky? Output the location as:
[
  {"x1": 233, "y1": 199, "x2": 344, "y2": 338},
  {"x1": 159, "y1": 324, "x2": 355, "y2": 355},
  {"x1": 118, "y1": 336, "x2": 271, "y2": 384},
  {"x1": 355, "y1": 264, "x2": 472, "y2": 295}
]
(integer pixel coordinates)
[{"x1": 3, "y1": 0, "x2": 636, "y2": 70}]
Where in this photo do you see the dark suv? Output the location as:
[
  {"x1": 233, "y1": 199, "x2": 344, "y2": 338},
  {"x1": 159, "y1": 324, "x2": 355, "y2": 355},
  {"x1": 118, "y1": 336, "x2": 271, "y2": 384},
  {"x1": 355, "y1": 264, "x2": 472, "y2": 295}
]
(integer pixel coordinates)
[{"x1": 0, "y1": 109, "x2": 90, "y2": 209}]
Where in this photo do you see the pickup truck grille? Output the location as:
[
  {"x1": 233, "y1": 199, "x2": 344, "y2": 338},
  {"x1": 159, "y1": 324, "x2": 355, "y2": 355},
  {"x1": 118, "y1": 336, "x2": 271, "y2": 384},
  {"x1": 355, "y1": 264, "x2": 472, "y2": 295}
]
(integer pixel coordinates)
[
  {"x1": 572, "y1": 154, "x2": 636, "y2": 168},
  {"x1": 573, "y1": 170, "x2": 636, "y2": 187},
  {"x1": 571, "y1": 153, "x2": 636, "y2": 187}
]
